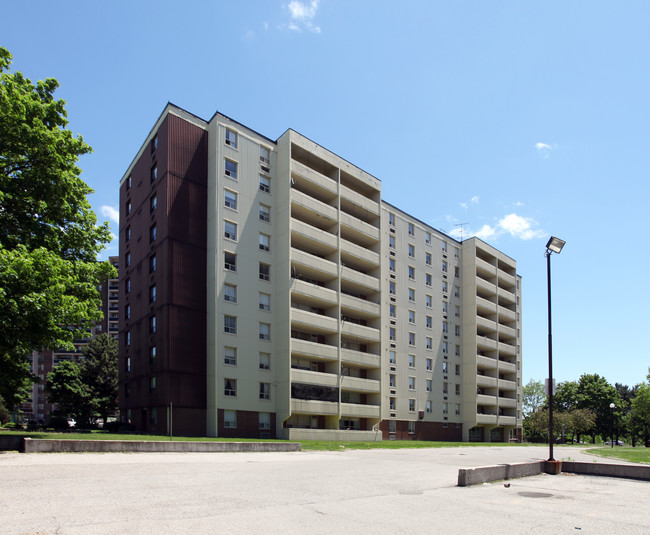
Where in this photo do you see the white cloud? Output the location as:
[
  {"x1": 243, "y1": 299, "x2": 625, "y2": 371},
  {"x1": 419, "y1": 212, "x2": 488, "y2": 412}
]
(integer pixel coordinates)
[
  {"x1": 101, "y1": 205, "x2": 119, "y2": 224},
  {"x1": 459, "y1": 195, "x2": 479, "y2": 210},
  {"x1": 450, "y1": 213, "x2": 544, "y2": 242},
  {"x1": 470, "y1": 195, "x2": 479, "y2": 205},
  {"x1": 535, "y1": 142, "x2": 554, "y2": 158},
  {"x1": 285, "y1": 0, "x2": 321, "y2": 33}
]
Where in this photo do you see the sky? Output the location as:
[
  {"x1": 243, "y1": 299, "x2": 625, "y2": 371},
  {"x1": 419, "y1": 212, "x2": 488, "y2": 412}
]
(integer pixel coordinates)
[{"x1": 4, "y1": 1, "x2": 649, "y2": 389}]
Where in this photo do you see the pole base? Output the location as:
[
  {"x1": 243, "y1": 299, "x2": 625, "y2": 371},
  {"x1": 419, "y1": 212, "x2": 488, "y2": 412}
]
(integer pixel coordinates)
[{"x1": 544, "y1": 460, "x2": 562, "y2": 475}]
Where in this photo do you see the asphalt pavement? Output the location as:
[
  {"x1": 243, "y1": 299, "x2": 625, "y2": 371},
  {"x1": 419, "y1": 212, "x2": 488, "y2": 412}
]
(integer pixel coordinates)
[{"x1": 1, "y1": 445, "x2": 648, "y2": 534}]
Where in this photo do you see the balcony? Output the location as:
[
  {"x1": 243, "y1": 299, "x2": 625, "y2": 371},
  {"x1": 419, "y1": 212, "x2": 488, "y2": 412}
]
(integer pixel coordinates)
[
  {"x1": 477, "y1": 316, "x2": 497, "y2": 333},
  {"x1": 476, "y1": 296, "x2": 497, "y2": 315},
  {"x1": 340, "y1": 348, "x2": 380, "y2": 368},
  {"x1": 291, "y1": 219, "x2": 338, "y2": 254},
  {"x1": 340, "y1": 212, "x2": 380, "y2": 246},
  {"x1": 340, "y1": 239, "x2": 380, "y2": 268},
  {"x1": 477, "y1": 354, "x2": 498, "y2": 370},
  {"x1": 340, "y1": 402, "x2": 380, "y2": 419},
  {"x1": 498, "y1": 307, "x2": 516, "y2": 323},
  {"x1": 341, "y1": 322, "x2": 380, "y2": 343},
  {"x1": 341, "y1": 376, "x2": 380, "y2": 394},
  {"x1": 498, "y1": 342, "x2": 516, "y2": 357},
  {"x1": 291, "y1": 339, "x2": 338, "y2": 361},
  {"x1": 497, "y1": 287, "x2": 516, "y2": 305},
  {"x1": 291, "y1": 279, "x2": 338, "y2": 307},
  {"x1": 498, "y1": 397, "x2": 517, "y2": 409},
  {"x1": 291, "y1": 189, "x2": 338, "y2": 225},
  {"x1": 291, "y1": 308, "x2": 338, "y2": 333},
  {"x1": 476, "y1": 277, "x2": 497, "y2": 297},
  {"x1": 476, "y1": 375, "x2": 497, "y2": 388},
  {"x1": 498, "y1": 360, "x2": 516, "y2": 373},
  {"x1": 476, "y1": 413, "x2": 498, "y2": 425},
  {"x1": 340, "y1": 293, "x2": 381, "y2": 318},
  {"x1": 339, "y1": 184, "x2": 380, "y2": 217},
  {"x1": 340, "y1": 267, "x2": 380, "y2": 293},
  {"x1": 497, "y1": 271, "x2": 516, "y2": 291},
  {"x1": 475, "y1": 257, "x2": 496, "y2": 279},
  {"x1": 477, "y1": 336, "x2": 498, "y2": 351},
  {"x1": 291, "y1": 369, "x2": 337, "y2": 388},
  {"x1": 291, "y1": 160, "x2": 337, "y2": 198},
  {"x1": 476, "y1": 394, "x2": 498, "y2": 406},
  {"x1": 498, "y1": 379, "x2": 517, "y2": 392},
  {"x1": 291, "y1": 248, "x2": 338, "y2": 280},
  {"x1": 499, "y1": 324, "x2": 517, "y2": 340},
  {"x1": 498, "y1": 415, "x2": 517, "y2": 426},
  {"x1": 291, "y1": 399, "x2": 338, "y2": 415}
]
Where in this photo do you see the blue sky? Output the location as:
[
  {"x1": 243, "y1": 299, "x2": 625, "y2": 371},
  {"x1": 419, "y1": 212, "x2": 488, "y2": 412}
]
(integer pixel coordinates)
[{"x1": 4, "y1": 1, "x2": 649, "y2": 389}]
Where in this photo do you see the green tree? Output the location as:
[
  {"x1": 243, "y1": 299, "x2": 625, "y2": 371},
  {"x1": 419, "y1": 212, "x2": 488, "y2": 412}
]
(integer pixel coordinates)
[
  {"x1": 569, "y1": 408, "x2": 596, "y2": 443},
  {"x1": 0, "y1": 395, "x2": 11, "y2": 425},
  {"x1": 0, "y1": 47, "x2": 115, "y2": 408},
  {"x1": 522, "y1": 379, "x2": 545, "y2": 419},
  {"x1": 629, "y1": 371, "x2": 650, "y2": 447},
  {"x1": 575, "y1": 373, "x2": 622, "y2": 443},
  {"x1": 45, "y1": 360, "x2": 90, "y2": 423},
  {"x1": 81, "y1": 334, "x2": 118, "y2": 425},
  {"x1": 555, "y1": 380, "x2": 579, "y2": 412}
]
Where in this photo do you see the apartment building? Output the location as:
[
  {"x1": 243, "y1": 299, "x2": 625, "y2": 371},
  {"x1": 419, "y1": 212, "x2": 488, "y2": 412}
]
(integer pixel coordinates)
[
  {"x1": 119, "y1": 103, "x2": 522, "y2": 441},
  {"x1": 20, "y1": 256, "x2": 119, "y2": 424}
]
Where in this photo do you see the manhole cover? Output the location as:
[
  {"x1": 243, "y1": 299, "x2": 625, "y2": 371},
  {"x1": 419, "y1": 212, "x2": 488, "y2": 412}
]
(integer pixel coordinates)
[{"x1": 518, "y1": 492, "x2": 553, "y2": 498}]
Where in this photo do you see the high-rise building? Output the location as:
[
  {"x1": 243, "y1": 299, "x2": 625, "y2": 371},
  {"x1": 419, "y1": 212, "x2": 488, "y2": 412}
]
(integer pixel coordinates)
[{"x1": 119, "y1": 103, "x2": 522, "y2": 441}]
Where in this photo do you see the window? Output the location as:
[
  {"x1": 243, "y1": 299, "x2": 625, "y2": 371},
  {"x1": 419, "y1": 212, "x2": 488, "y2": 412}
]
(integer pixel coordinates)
[
  {"x1": 150, "y1": 407, "x2": 158, "y2": 425},
  {"x1": 442, "y1": 260, "x2": 448, "y2": 273},
  {"x1": 409, "y1": 399, "x2": 416, "y2": 412},
  {"x1": 408, "y1": 310, "x2": 415, "y2": 324},
  {"x1": 150, "y1": 254, "x2": 157, "y2": 273},
  {"x1": 126, "y1": 227, "x2": 131, "y2": 242},
  {"x1": 224, "y1": 347, "x2": 237, "y2": 366},
  {"x1": 455, "y1": 404, "x2": 461, "y2": 415},
  {"x1": 225, "y1": 190, "x2": 237, "y2": 210},
  {"x1": 259, "y1": 322, "x2": 271, "y2": 340},
  {"x1": 224, "y1": 379, "x2": 237, "y2": 397},
  {"x1": 126, "y1": 175, "x2": 132, "y2": 189},
  {"x1": 224, "y1": 315, "x2": 237, "y2": 334},
  {"x1": 408, "y1": 266, "x2": 415, "y2": 280},
  {"x1": 426, "y1": 315, "x2": 432, "y2": 329},
  {"x1": 389, "y1": 327, "x2": 396, "y2": 341},
  {"x1": 408, "y1": 354, "x2": 416, "y2": 368},
  {"x1": 150, "y1": 377, "x2": 156, "y2": 391},
  {"x1": 150, "y1": 346, "x2": 156, "y2": 362},
  {"x1": 259, "y1": 382, "x2": 271, "y2": 400},
  {"x1": 150, "y1": 225, "x2": 157, "y2": 242},
  {"x1": 455, "y1": 325, "x2": 461, "y2": 336},
  {"x1": 425, "y1": 273, "x2": 432, "y2": 286},
  {"x1": 259, "y1": 174, "x2": 270, "y2": 193},
  {"x1": 408, "y1": 288, "x2": 415, "y2": 302},
  {"x1": 125, "y1": 252, "x2": 131, "y2": 267},
  {"x1": 259, "y1": 292, "x2": 270, "y2": 311},
  {"x1": 426, "y1": 337, "x2": 433, "y2": 350},
  {"x1": 455, "y1": 345, "x2": 461, "y2": 357},
  {"x1": 259, "y1": 352, "x2": 271, "y2": 370},
  {"x1": 389, "y1": 420, "x2": 396, "y2": 433},
  {"x1": 224, "y1": 283, "x2": 237, "y2": 303},
  {"x1": 150, "y1": 194, "x2": 157, "y2": 212},
  {"x1": 442, "y1": 281, "x2": 448, "y2": 293},
  {"x1": 126, "y1": 330, "x2": 131, "y2": 346},
  {"x1": 442, "y1": 321, "x2": 448, "y2": 334},
  {"x1": 259, "y1": 233, "x2": 270, "y2": 252},
  {"x1": 455, "y1": 364, "x2": 461, "y2": 376},
  {"x1": 442, "y1": 402, "x2": 448, "y2": 415},
  {"x1": 125, "y1": 357, "x2": 131, "y2": 372},
  {"x1": 225, "y1": 159, "x2": 237, "y2": 179},
  {"x1": 389, "y1": 304, "x2": 396, "y2": 318},
  {"x1": 389, "y1": 397, "x2": 396, "y2": 410},
  {"x1": 454, "y1": 286, "x2": 460, "y2": 298},
  {"x1": 454, "y1": 247, "x2": 459, "y2": 258},
  {"x1": 442, "y1": 362, "x2": 448, "y2": 374},
  {"x1": 455, "y1": 384, "x2": 461, "y2": 395},
  {"x1": 259, "y1": 203, "x2": 270, "y2": 222},
  {"x1": 225, "y1": 252, "x2": 236, "y2": 271},
  {"x1": 442, "y1": 301, "x2": 448, "y2": 313},
  {"x1": 455, "y1": 306, "x2": 460, "y2": 318},
  {"x1": 224, "y1": 221, "x2": 237, "y2": 240},
  {"x1": 408, "y1": 332, "x2": 416, "y2": 346},
  {"x1": 408, "y1": 222, "x2": 414, "y2": 236},
  {"x1": 260, "y1": 146, "x2": 270, "y2": 165},
  {"x1": 425, "y1": 252, "x2": 431, "y2": 265},
  {"x1": 125, "y1": 279, "x2": 131, "y2": 293},
  {"x1": 389, "y1": 351, "x2": 396, "y2": 364},
  {"x1": 151, "y1": 135, "x2": 158, "y2": 153},
  {"x1": 149, "y1": 285, "x2": 157, "y2": 303},
  {"x1": 442, "y1": 341, "x2": 448, "y2": 354},
  {"x1": 425, "y1": 294, "x2": 432, "y2": 308},
  {"x1": 454, "y1": 266, "x2": 460, "y2": 278},
  {"x1": 224, "y1": 410, "x2": 237, "y2": 428},
  {"x1": 389, "y1": 374, "x2": 396, "y2": 387},
  {"x1": 442, "y1": 241, "x2": 447, "y2": 253},
  {"x1": 389, "y1": 281, "x2": 396, "y2": 295},
  {"x1": 225, "y1": 128, "x2": 238, "y2": 148},
  {"x1": 426, "y1": 358, "x2": 433, "y2": 371},
  {"x1": 425, "y1": 232, "x2": 431, "y2": 244},
  {"x1": 126, "y1": 201, "x2": 132, "y2": 215},
  {"x1": 389, "y1": 212, "x2": 395, "y2": 226},
  {"x1": 408, "y1": 244, "x2": 415, "y2": 258},
  {"x1": 150, "y1": 166, "x2": 157, "y2": 182},
  {"x1": 409, "y1": 377, "x2": 416, "y2": 390},
  {"x1": 150, "y1": 315, "x2": 157, "y2": 333},
  {"x1": 259, "y1": 412, "x2": 271, "y2": 430},
  {"x1": 389, "y1": 235, "x2": 395, "y2": 249},
  {"x1": 443, "y1": 382, "x2": 448, "y2": 394},
  {"x1": 426, "y1": 400, "x2": 432, "y2": 413},
  {"x1": 259, "y1": 262, "x2": 270, "y2": 281},
  {"x1": 389, "y1": 258, "x2": 396, "y2": 272},
  {"x1": 125, "y1": 305, "x2": 131, "y2": 320},
  {"x1": 426, "y1": 379, "x2": 432, "y2": 392}
]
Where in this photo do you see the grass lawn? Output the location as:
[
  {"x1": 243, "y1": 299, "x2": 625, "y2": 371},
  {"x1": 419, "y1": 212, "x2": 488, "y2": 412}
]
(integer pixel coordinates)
[
  {"x1": 584, "y1": 446, "x2": 650, "y2": 465},
  {"x1": 1, "y1": 430, "x2": 532, "y2": 451}
]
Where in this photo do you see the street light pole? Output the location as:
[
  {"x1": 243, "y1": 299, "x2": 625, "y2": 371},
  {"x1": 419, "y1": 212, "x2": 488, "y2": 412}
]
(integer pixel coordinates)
[
  {"x1": 545, "y1": 236, "x2": 565, "y2": 462},
  {"x1": 610, "y1": 402, "x2": 615, "y2": 448}
]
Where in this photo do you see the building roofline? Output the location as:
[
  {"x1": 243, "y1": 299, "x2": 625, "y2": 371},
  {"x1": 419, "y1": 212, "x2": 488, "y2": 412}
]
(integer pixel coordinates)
[{"x1": 381, "y1": 199, "x2": 460, "y2": 245}]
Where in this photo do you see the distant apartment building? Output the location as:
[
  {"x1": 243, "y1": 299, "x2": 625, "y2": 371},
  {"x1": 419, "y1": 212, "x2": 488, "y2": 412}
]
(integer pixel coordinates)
[
  {"x1": 20, "y1": 256, "x2": 119, "y2": 423},
  {"x1": 119, "y1": 104, "x2": 522, "y2": 441}
]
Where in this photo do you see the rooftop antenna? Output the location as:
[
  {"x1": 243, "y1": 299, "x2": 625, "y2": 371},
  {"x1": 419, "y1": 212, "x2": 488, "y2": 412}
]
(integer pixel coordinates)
[{"x1": 455, "y1": 223, "x2": 468, "y2": 242}]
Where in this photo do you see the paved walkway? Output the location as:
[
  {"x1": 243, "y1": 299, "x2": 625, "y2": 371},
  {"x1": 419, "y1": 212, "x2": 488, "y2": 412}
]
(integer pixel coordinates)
[{"x1": 1, "y1": 446, "x2": 648, "y2": 534}]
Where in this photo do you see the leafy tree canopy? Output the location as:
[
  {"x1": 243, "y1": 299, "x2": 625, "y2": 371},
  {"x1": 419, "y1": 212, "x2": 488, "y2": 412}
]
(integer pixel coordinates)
[
  {"x1": 522, "y1": 379, "x2": 545, "y2": 418},
  {"x1": 0, "y1": 47, "x2": 115, "y2": 408},
  {"x1": 81, "y1": 333, "x2": 118, "y2": 424}
]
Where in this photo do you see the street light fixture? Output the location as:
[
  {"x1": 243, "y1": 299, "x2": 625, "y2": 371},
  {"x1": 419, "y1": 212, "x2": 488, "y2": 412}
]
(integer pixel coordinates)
[
  {"x1": 610, "y1": 403, "x2": 616, "y2": 448},
  {"x1": 546, "y1": 236, "x2": 565, "y2": 462}
]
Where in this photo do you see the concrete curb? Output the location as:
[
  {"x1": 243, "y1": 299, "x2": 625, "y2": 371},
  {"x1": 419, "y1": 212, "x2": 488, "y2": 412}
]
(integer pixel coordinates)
[
  {"x1": 458, "y1": 460, "x2": 650, "y2": 486},
  {"x1": 22, "y1": 438, "x2": 301, "y2": 453}
]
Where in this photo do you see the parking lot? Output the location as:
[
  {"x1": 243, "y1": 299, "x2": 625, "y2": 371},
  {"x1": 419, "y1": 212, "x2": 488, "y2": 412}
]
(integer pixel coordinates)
[{"x1": 1, "y1": 445, "x2": 648, "y2": 534}]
